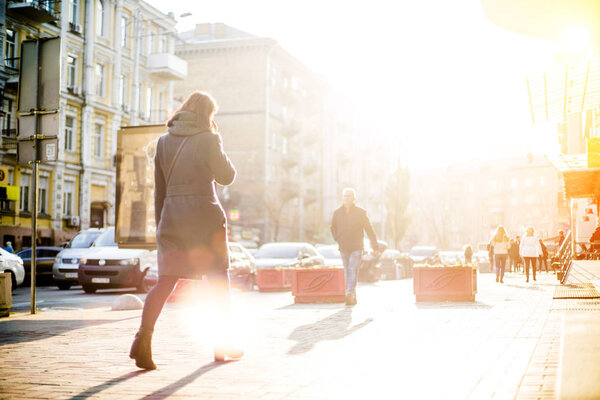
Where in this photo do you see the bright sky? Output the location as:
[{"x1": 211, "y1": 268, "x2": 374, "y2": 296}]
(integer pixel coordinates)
[{"x1": 147, "y1": 0, "x2": 563, "y2": 170}]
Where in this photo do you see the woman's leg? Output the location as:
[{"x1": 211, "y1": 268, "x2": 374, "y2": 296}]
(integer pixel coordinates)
[
  {"x1": 499, "y1": 255, "x2": 506, "y2": 282},
  {"x1": 494, "y1": 254, "x2": 501, "y2": 282},
  {"x1": 130, "y1": 275, "x2": 178, "y2": 370},
  {"x1": 206, "y1": 270, "x2": 244, "y2": 360},
  {"x1": 524, "y1": 258, "x2": 530, "y2": 281},
  {"x1": 140, "y1": 275, "x2": 178, "y2": 331},
  {"x1": 532, "y1": 258, "x2": 537, "y2": 280}
]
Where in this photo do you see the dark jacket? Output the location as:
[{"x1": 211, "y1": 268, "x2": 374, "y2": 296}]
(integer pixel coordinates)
[
  {"x1": 154, "y1": 111, "x2": 236, "y2": 278},
  {"x1": 330, "y1": 204, "x2": 378, "y2": 253}
]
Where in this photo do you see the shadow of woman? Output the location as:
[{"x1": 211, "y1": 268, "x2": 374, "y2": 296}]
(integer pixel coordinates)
[{"x1": 287, "y1": 308, "x2": 373, "y2": 355}]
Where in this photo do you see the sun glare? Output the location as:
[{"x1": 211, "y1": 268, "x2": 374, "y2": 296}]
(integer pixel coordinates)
[{"x1": 561, "y1": 26, "x2": 593, "y2": 57}]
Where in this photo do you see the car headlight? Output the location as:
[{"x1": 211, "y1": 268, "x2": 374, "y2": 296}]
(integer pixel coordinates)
[
  {"x1": 119, "y1": 258, "x2": 139, "y2": 266},
  {"x1": 55, "y1": 256, "x2": 61, "y2": 263},
  {"x1": 80, "y1": 258, "x2": 87, "y2": 265}
]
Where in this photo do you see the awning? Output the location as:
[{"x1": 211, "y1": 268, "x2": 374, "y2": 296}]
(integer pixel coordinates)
[
  {"x1": 526, "y1": 57, "x2": 600, "y2": 123},
  {"x1": 562, "y1": 169, "x2": 600, "y2": 199}
]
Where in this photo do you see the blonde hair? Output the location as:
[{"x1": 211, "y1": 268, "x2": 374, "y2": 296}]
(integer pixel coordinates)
[
  {"x1": 342, "y1": 187, "x2": 356, "y2": 198},
  {"x1": 526, "y1": 226, "x2": 535, "y2": 236},
  {"x1": 493, "y1": 225, "x2": 509, "y2": 242},
  {"x1": 170, "y1": 91, "x2": 218, "y2": 133}
]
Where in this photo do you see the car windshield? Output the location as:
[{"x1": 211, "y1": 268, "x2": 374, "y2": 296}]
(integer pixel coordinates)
[
  {"x1": 254, "y1": 244, "x2": 300, "y2": 259},
  {"x1": 317, "y1": 247, "x2": 341, "y2": 258},
  {"x1": 410, "y1": 247, "x2": 436, "y2": 257},
  {"x1": 93, "y1": 228, "x2": 117, "y2": 247},
  {"x1": 68, "y1": 231, "x2": 102, "y2": 248}
]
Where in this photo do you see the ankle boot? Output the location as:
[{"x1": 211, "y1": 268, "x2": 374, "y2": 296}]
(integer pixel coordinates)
[
  {"x1": 214, "y1": 343, "x2": 244, "y2": 362},
  {"x1": 129, "y1": 328, "x2": 157, "y2": 370}
]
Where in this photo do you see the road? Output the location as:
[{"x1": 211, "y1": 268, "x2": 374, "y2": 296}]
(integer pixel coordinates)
[{"x1": 10, "y1": 283, "x2": 148, "y2": 313}]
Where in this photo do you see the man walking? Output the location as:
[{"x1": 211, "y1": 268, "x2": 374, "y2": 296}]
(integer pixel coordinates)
[{"x1": 330, "y1": 188, "x2": 379, "y2": 306}]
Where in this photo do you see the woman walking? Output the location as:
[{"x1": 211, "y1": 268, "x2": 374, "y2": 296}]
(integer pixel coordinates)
[
  {"x1": 520, "y1": 226, "x2": 542, "y2": 282},
  {"x1": 490, "y1": 225, "x2": 510, "y2": 283},
  {"x1": 129, "y1": 91, "x2": 242, "y2": 370}
]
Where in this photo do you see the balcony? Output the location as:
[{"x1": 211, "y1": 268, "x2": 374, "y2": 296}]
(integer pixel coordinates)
[
  {"x1": 147, "y1": 53, "x2": 187, "y2": 81},
  {"x1": 8, "y1": 0, "x2": 59, "y2": 23}
]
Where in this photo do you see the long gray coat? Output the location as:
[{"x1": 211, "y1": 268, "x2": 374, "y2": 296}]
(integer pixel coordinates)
[{"x1": 154, "y1": 111, "x2": 236, "y2": 278}]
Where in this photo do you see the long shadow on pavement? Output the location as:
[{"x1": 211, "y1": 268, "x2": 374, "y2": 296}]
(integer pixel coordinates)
[
  {"x1": 0, "y1": 316, "x2": 140, "y2": 346},
  {"x1": 139, "y1": 362, "x2": 224, "y2": 400},
  {"x1": 68, "y1": 370, "x2": 150, "y2": 400},
  {"x1": 287, "y1": 308, "x2": 373, "y2": 355},
  {"x1": 415, "y1": 301, "x2": 493, "y2": 309}
]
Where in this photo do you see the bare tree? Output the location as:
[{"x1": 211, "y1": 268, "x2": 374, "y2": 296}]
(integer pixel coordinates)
[
  {"x1": 263, "y1": 191, "x2": 292, "y2": 242},
  {"x1": 385, "y1": 167, "x2": 411, "y2": 249}
]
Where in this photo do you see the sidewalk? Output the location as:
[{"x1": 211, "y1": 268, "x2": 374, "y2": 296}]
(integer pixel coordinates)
[{"x1": 0, "y1": 272, "x2": 598, "y2": 399}]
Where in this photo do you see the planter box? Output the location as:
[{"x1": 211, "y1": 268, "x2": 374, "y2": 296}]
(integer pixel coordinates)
[
  {"x1": 256, "y1": 268, "x2": 293, "y2": 292},
  {"x1": 413, "y1": 266, "x2": 477, "y2": 302},
  {"x1": 291, "y1": 267, "x2": 345, "y2": 303},
  {"x1": 0, "y1": 272, "x2": 12, "y2": 318}
]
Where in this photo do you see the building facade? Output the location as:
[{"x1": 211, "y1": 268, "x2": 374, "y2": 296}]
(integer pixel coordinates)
[
  {"x1": 0, "y1": 0, "x2": 186, "y2": 250},
  {"x1": 174, "y1": 23, "x2": 392, "y2": 246},
  {"x1": 407, "y1": 154, "x2": 569, "y2": 251}
]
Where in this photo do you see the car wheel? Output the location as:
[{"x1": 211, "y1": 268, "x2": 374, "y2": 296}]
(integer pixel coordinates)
[
  {"x1": 57, "y1": 282, "x2": 71, "y2": 290},
  {"x1": 82, "y1": 285, "x2": 97, "y2": 294},
  {"x1": 136, "y1": 270, "x2": 149, "y2": 293}
]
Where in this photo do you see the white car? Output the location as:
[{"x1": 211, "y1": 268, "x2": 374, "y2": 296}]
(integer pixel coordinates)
[
  {"x1": 53, "y1": 228, "x2": 106, "y2": 290},
  {"x1": 77, "y1": 227, "x2": 154, "y2": 294},
  {"x1": 0, "y1": 248, "x2": 25, "y2": 290},
  {"x1": 316, "y1": 244, "x2": 343, "y2": 266}
]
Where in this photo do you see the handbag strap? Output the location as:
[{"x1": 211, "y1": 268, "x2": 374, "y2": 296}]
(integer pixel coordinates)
[{"x1": 164, "y1": 137, "x2": 190, "y2": 186}]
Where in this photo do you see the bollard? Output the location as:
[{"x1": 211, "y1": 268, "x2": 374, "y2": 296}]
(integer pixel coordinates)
[{"x1": 0, "y1": 272, "x2": 13, "y2": 317}]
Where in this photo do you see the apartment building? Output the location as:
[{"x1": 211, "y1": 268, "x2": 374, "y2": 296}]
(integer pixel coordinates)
[
  {"x1": 408, "y1": 154, "x2": 569, "y2": 250},
  {"x1": 0, "y1": 0, "x2": 186, "y2": 250}
]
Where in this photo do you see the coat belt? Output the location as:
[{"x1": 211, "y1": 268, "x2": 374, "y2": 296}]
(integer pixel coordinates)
[{"x1": 166, "y1": 184, "x2": 214, "y2": 197}]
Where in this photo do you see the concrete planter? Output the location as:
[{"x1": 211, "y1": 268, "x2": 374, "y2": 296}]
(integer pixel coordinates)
[
  {"x1": 0, "y1": 272, "x2": 12, "y2": 317},
  {"x1": 413, "y1": 266, "x2": 477, "y2": 302},
  {"x1": 256, "y1": 268, "x2": 293, "y2": 292},
  {"x1": 291, "y1": 267, "x2": 345, "y2": 303}
]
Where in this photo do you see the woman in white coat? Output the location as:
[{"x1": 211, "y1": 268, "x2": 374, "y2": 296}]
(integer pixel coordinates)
[{"x1": 519, "y1": 226, "x2": 542, "y2": 282}]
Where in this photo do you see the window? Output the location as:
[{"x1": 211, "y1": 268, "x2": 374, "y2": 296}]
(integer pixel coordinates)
[
  {"x1": 159, "y1": 91, "x2": 165, "y2": 121},
  {"x1": 95, "y1": 63, "x2": 105, "y2": 96},
  {"x1": 119, "y1": 74, "x2": 127, "y2": 106},
  {"x1": 70, "y1": 0, "x2": 79, "y2": 25},
  {"x1": 139, "y1": 25, "x2": 145, "y2": 56},
  {"x1": 138, "y1": 85, "x2": 143, "y2": 116},
  {"x1": 96, "y1": 0, "x2": 105, "y2": 37},
  {"x1": 121, "y1": 16, "x2": 128, "y2": 48},
  {"x1": 64, "y1": 116, "x2": 75, "y2": 152},
  {"x1": 19, "y1": 174, "x2": 30, "y2": 212},
  {"x1": 38, "y1": 176, "x2": 48, "y2": 214},
  {"x1": 145, "y1": 87, "x2": 153, "y2": 120},
  {"x1": 3, "y1": 98, "x2": 14, "y2": 134},
  {"x1": 93, "y1": 123, "x2": 104, "y2": 158},
  {"x1": 159, "y1": 34, "x2": 168, "y2": 53},
  {"x1": 5, "y1": 29, "x2": 17, "y2": 70},
  {"x1": 63, "y1": 181, "x2": 75, "y2": 216},
  {"x1": 67, "y1": 55, "x2": 77, "y2": 88},
  {"x1": 42, "y1": 0, "x2": 55, "y2": 13},
  {"x1": 540, "y1": 176, "x2": 547, "y2": 186}
]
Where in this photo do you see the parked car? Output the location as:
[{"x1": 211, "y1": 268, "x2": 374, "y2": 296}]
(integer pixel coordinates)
[
  {"x1": 316, "y1": 245, "x2": 343, "y2": 266},
  {"x1": 254, "y1": 242, "x2": 324, "y2": 269},
  {"x1": 438, "y1": 251, "x2": 465, "y2": 265},
  {"x1": 228, "y1": 242, "x2": 256, "y2": 290},
  {"x1": 53, "y1": 228, "x2": 106, "y2": 290},
  {"x1": 474, "y1": 250, "x2": 491, "y2": 271},
  {"x1": 0, "y1": 248, "x2": 25, "y2": 290},
  {"x1": 17, "y1": 247, "x2": 63, "y2": 284},
  {"x1": 379, "y1": 249, "x2": 402, "y2": 280},
  {"x1": 143, "y1": 242, "x2": 257, "y2": 292},
  {"x1": 77, "y1": 227, "x2": 154, "y2": 294},
  {"x1": 409, "y1": 246, "x2": 439, "y2": 264}
]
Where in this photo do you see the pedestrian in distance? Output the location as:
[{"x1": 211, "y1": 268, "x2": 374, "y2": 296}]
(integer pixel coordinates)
[
  {"x1": 330, "y1": 188, "x2": 379, "y2": 306},
  {"x1": 129, "y1": 91, "x2": 242, "y2": 370},
  {"x1": 557, "y1": 229, "x2": 566, "y2": 249},
  {"x1": 490, "y1": 225, "x2": 509, "y2": 283},
  {"x1": 463, "y1": 244, "x2": 473, "y2": 265},
  {"x1": 3, "y1": 241, "x2": 13, "y2": 253},
  {"x1": 487, "y1": 242, "x2": 494, "y2": 273},
  {"x1": 520, "y1": 226, "x2": 542, "y2": 282},
  {"x1": 514, "y1": 235, "x2": 523, "y2": 272},
  {"x1": 508, "y1": 238, "x2": 520, "y2": 273},
  {"x1": 538, "y1": 239, "x2": 549, "y2": 272}
]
